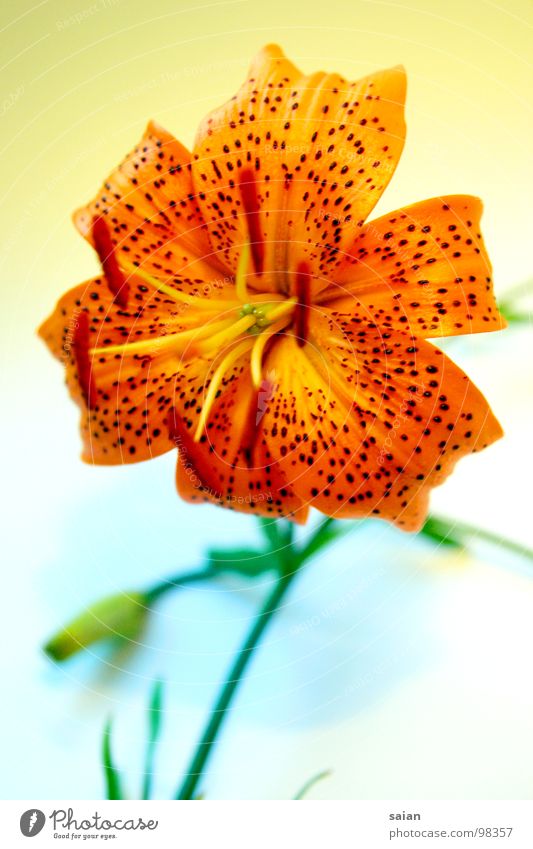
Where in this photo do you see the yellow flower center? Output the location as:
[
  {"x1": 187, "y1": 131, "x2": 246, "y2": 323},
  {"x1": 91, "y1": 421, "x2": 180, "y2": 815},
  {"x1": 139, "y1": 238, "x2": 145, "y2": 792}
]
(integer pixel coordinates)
[{"x1": 88, "y1": 243, "x2": 299, "y2": 441}]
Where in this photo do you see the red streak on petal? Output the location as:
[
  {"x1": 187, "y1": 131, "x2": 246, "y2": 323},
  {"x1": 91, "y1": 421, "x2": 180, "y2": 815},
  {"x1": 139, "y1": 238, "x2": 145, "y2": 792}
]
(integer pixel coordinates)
[
  {"x1": 73, "y1": 310, "x2": 97, "y2": 409},
  {"x1": 167, "y1": 408, "x2": 223, "y2": 500},
  {"x1": 294, "y1": 262, "x2": 311, "y2": 347},
  {"x1": 240, "y1": 387, "x2": 262, "y2": 468},
  {"x1": 238, "y1": 169, "x2": 264, "y2": 275},
  {"x1": 92, "y1": 216, "x2": 129, "y2": 308}
]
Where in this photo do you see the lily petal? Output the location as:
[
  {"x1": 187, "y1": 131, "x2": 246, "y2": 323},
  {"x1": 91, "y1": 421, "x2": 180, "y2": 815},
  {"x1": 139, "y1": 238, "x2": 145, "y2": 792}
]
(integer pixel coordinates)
[
  {"x1": 38, "y1": 275, "x2": 228, "y2": 464},
  {"x1": 74, "y1": 121, "x2": 228, "y2": 294},
  {"x1": 169, "y1": 352, "x2": 308, "y2": 522},
  {"x1": 192, "y1": 44, "x2": 406, "y2": 287},
  {"x1": 320, "y1": 195, "x2": 506, "y2": 336},
  {"x1": 258, "y1": 329, "x2": 502, "y2": 530}
]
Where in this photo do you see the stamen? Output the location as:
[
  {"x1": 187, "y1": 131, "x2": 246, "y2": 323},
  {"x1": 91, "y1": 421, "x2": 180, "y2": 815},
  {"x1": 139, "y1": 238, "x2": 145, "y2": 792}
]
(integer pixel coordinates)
[
  {"x1": 123, "y1": 264, "x2": 239, "y2": 311},
  {"x1": 266, "y1": 298, "x2": 297, "y2": 322},
  {"x1": 193, "y1": 338, "x2": 254, "y2": 442},
  {"x1": 92, "y1": 216, "x2": 129, "y2": 308},
  {"x1": 235, "y1": 241, "x2": 251, "y2": 302},
  {"x1": 73, "y1": 310, "x2": 97, "y2": 409},
  {"x1": 294, "y1": 262, "x2": 311, "y2": 347},
  {"x1": 238, "y1": 169, "x2": 264, "y2": 276},
  {"x1": 250, "y1": 318, "x2": 288, "y2": 388},
  {"x1": 90, "y1": 317, "x2": 233, "y2": 357},
  {"x1": 192, "y1": 313, "x2": 257, "y2": 356}
]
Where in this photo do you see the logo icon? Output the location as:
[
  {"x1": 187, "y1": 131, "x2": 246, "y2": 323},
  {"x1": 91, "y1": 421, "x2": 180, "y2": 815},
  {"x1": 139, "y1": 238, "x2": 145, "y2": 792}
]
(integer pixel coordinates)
[
  {"x1": 20, "y1": 810, "x2": 46, "y2": 837},
  {"x1": 256, "y1": 369, "x2": 278, "y2": 425}
]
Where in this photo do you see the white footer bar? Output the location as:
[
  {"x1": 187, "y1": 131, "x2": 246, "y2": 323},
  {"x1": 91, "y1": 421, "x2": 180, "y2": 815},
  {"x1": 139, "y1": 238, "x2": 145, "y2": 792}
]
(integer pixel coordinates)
[{"x1": 3, "y1": 800, "x2": 533, "y2": 848}]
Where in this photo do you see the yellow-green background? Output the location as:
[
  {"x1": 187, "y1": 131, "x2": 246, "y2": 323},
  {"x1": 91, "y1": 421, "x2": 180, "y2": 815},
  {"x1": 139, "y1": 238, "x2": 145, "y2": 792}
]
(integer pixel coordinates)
[{"x1": 1, "y1": 0, "x2": 532, "y2": 799}]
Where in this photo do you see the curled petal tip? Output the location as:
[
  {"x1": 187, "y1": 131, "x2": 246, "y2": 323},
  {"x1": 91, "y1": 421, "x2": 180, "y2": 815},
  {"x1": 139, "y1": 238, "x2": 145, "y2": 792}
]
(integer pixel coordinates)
[{"x1": 146, "y1": 119, "x2": 174, "y2": 143}]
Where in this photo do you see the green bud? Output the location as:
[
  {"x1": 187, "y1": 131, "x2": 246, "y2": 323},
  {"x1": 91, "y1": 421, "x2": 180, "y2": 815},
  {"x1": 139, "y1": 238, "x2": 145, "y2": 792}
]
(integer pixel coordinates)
[{"x1": 44, "y1": 591, "x2": 148, "y2": 661}]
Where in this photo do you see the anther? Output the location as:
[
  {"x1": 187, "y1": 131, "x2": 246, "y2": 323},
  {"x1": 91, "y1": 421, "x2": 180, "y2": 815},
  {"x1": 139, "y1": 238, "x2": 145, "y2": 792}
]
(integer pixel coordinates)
[
  {"x1": 168, "y1": 407, "x2": 223, "y2": 499},
  {"x1": 73, "y1": 310, "x2": 97, "y2": 409},
  {"x1": 294, "y1": 262, "x2": 311, "y2": 347},
  {"x1": 238, "y1": 169, "x2": 264, "y2": 276},
  {"x1": 92, "y1": 216, "x2": 130, "y2": 308},
  {"x1": 239, "y1": 305, "x2": 270, "y2": 334}
]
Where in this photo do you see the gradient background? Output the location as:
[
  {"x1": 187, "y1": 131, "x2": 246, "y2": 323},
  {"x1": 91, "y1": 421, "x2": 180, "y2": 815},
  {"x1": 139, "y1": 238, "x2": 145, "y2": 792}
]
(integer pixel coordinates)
[{"x1": 1, "y1": 0, "x2": 532, "y2": 799}]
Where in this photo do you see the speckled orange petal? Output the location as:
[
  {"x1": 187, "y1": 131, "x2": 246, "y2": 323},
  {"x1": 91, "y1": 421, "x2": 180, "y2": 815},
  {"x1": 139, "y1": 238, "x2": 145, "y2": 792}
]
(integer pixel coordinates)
[
  {"x1": 169, "y1": 352, "x2": 308, "y2": 521},
  {"x1": 74, "y1": 121, "x2": 228, "y2": 293},
  {"x1": 320, "y1": 195, "x2": 506, "y2": 337},
  {"x1": 38, "y1": 275, "x2": 227, "y2": 464},
  {"x1": 311, "y1": 310, "x2": 503, "y2": 485},
  {"x1": 191, "y1": 44, "x2": 406, "y2": 288},
  {"x1": 258, "y1": 330, "x2": 502, "y2": 530}
]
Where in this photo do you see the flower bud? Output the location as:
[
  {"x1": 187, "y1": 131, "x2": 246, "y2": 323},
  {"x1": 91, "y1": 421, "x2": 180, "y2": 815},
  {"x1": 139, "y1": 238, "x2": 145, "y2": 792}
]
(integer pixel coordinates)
[{"x1": 44, "y1": 591, "x2": 148, "y2": 661}]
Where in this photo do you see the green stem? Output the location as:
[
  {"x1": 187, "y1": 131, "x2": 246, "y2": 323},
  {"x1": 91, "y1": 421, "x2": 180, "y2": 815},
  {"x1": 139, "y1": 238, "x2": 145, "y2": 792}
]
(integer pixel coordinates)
[
  {"x1": 146, "y1": 567, "x2": 219, "y2": 604},
  {"x1": 175, "y1": 565, "x2": 299, "y2": 800}
]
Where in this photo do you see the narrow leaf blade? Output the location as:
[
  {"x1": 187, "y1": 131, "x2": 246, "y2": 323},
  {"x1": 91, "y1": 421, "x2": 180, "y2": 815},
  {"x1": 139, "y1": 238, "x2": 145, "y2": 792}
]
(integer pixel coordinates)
[
  {"x1": 142, "y1": 680, "x2": 165, "y2": 800},
  {"x1": 294, "y1": 769, "x2": 331, "y2": 800},
  {"x1": 102, "y1": 719, "x2": 124, "y2": 800}
]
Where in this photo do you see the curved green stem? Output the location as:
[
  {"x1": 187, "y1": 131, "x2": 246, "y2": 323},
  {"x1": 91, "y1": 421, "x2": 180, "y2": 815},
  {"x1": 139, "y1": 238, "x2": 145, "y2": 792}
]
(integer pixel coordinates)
[
  {"x1": 294, "y1": 769, "x2": 332, "y2": 800},
  {"x1": 471, "y1": 526, "x2": 533, "y2": 560},
  {"x1": 175, "y1": 566, "x2": 298, "y2": 800},
  {"x1": 425, "y1": 514, "x2": 533, "y2": 562},
  {"x1": 146, "y1": 567, "x2": 219, "y2": 604}
]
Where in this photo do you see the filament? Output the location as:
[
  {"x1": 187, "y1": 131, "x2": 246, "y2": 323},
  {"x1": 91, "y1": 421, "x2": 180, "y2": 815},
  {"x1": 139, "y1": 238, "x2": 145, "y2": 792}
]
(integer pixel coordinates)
[{"x1": 193, "y1": 338, "x2": 254, "y2": 442}]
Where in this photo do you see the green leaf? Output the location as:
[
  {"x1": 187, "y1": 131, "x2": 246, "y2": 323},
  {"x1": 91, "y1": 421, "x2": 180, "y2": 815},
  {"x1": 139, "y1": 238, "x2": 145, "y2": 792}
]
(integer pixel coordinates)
[
  {"x1": 498, "y1": 277, "x2": 533, "y2": 320},
  {"x1": 102, "y1": 719, "x2": 124, "y2": 800},
  {"x1": 426, "y1": 515, "x2": 533, "y2": 563},
  {"x1": 44, "y1": 591, "x2": 148, "y2": 661},
  {"x1": 141, "y1": 680, "x2": 165, "y2": 800},
  {"x1": 207, "y1": 547, "x2": 279, "y2": 577},
  {"x1": 499, "y1": 306, "x2": 531, "y2": 325},
  {"x1": 419, "y1": 517, "x2": 465, "y2": 550},
  {"x1": 294, "y1": 769, "x2": 331, "y2": 800}
]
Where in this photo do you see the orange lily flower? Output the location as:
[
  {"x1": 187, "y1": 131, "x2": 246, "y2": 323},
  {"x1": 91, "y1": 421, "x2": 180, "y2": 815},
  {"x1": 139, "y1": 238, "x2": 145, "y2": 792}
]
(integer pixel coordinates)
[{"x1": 39, "y1": 45, "x2": 505, "y2": 530}]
